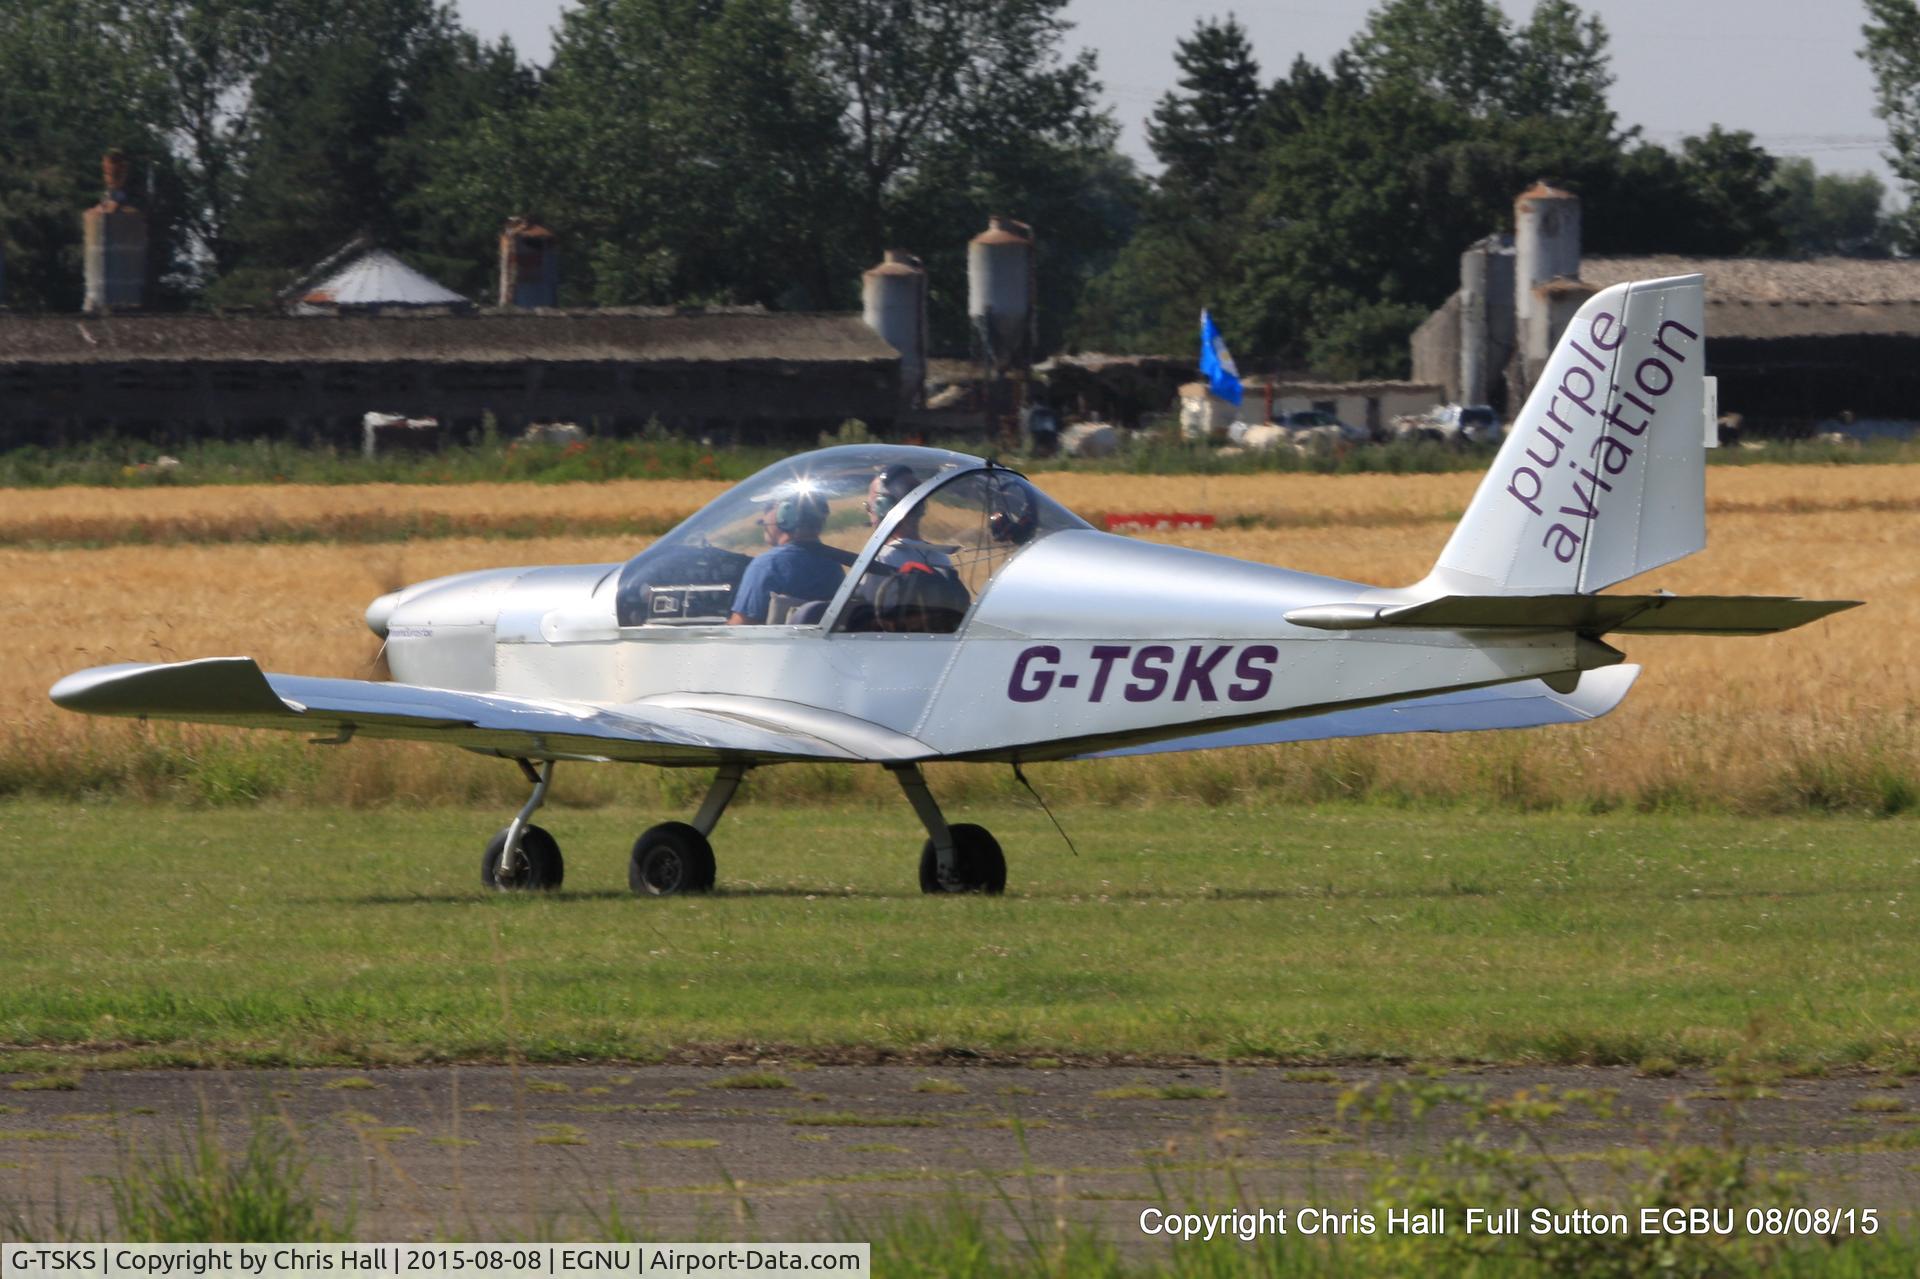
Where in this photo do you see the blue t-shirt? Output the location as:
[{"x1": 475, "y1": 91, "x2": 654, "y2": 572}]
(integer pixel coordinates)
[{"x1": 731, "y1": 542, "x2": 846, "y2": 623}]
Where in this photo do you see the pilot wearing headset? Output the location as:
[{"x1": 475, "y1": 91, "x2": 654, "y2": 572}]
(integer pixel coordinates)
[{"x1": 727, "y1": 492, "x2": 845, "y2": 625}]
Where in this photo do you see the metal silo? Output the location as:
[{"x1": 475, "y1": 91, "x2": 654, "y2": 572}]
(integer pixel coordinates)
[
  {"x1": 1514, "y1": 182, "x2": 1580, "y2": 330},
  {"x1": 1458, "y1": 235, "x2": 1513, "y2": 408},
  {"x1": 862, "y1": 249, "x2": 927, "y2": 408},
  {"x1": 83, "y1": 151, "x2": 147, "y2": 313},
  {"x1": 1515, "y1": 183, "x2": 1583, "y2": 389},
  {"x1": 498, "y1": 216, "x2": 559, "y2": 308},
  {"x1": 967, "y1": 216, "x2": 1033, "y2": 371}
]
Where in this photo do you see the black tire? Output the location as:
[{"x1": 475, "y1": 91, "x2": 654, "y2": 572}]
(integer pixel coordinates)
[
  {"x1": 482, "y1": 824, "x2": 564, "y2": 891},
  {"x1": 918, "y1": 823, "x2": 1006, "y2": 895},
  {"x1": 629, "y1": 821, "x2": 717, "y2": 896}
]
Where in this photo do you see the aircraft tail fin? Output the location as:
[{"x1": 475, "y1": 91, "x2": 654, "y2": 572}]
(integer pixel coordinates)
[{"x1": 1427, "y1": 274, "x2": 1708, "y2": 596}]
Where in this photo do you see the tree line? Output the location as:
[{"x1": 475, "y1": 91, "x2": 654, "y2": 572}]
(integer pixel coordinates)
[{"x1": 0, "y1": 0, "x2": 1911, "y2": 377}]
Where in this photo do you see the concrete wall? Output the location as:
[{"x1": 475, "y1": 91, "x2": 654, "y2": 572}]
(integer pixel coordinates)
[{"x1": 1411, "y1": 293, "x2": 1462, "y2": 403}]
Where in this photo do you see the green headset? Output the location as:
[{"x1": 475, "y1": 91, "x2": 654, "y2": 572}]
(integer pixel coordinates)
[
  {"x1": 870, "y1": 465, "x2": 919, "y2": 523},
  {"x1": 772, "y1": 492, "x2": 827, "y2": 534}
]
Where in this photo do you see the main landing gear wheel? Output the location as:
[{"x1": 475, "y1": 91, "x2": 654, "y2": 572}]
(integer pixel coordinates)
[
  {"x1": 630, "y1": 821, "x2": 717, "y2": 896},
  {"x1": 919, "y1": 823, "x2": 1006, "y2": 895},
  {"x1": 482, "y1": 824, "x2": 564, "y2": 891}
]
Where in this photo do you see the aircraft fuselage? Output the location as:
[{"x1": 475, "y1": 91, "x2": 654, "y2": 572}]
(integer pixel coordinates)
[{"x1": 379, "y1": 530, "x2": 1594, "y2": 763}]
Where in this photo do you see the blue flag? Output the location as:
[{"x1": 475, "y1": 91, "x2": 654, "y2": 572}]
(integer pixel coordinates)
[{"x1": 1199, "y1": 310, "x2": 1243, "y2": 405}]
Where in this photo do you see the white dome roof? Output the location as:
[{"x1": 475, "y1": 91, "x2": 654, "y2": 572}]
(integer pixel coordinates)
[{"x1": 295, "y1": 248, "x2": 468, "y2": 312}]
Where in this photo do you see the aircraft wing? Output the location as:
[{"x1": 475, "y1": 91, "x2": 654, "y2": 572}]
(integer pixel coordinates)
[
  {"x1": 1076, "y1": 666, "x2": 1638, "y2": 759},
  {"x1": 48, "y1": 658, "x2": 922, "y2": 765}
]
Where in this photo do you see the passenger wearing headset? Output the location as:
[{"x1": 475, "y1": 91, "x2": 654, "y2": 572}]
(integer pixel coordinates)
[
  {"x1": 856, "y1": 465, "x2": 970, "y2": 633},
  {"x1": 865, "y1": 465, "x2": 953, "y2": 575},
  {"x1": 727, "y1": 492, "x2": 845, "y2": 625}
]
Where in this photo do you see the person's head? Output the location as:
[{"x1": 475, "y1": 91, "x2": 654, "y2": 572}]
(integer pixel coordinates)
[
  {"x1": 760, "y1": 492, "x2": 828, "y2": 545},
  {"x1": 867, "y1": 465, "x2": 921, "y2": 532},
  {"x1": 987, "y1": 476, "x2": 1039, "y2": 545}
]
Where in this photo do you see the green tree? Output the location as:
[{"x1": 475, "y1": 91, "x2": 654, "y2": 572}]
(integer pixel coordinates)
[
  {"x1": 797, "y1": 0, "x2": 1110, "y2": 259},
  {"x1": 1068, "y1": 18, "x2": 1281, "y2": 355},
  {"x1": 1348, "y1": 0, "x2": 1517, "y2": 114},
  {"x1": 1146, "y1": 16, "x2": 1264, "y2": 220},
  {"x1": 0, "y1": 0, "x2": 184, "y2": 310},
  {"x1": 1072, "y1": 0, "x2": 1624, "y2": 368},
  {"x1": 1770, "y1": 157, "x2": 1892, "y2": 257},
  {"x1": 438, "y1": 0, "x2": 852, "y2": 308},
  {"x1": 211, "y1": 0, "x2": 516, "y2": 304},
  {"x1": 891, "y1": 123, "x2": 1143, "y2": 354},
  {"x1": 1674, "y1": 126, "x2": 1787, "y2": 255},
  {"x1": 123, "y1": 0, "x2": 276, "y2": 281},
  {"x1": 1862, "y1": 0, "x2": 1920, "y2": 248},
  {"x1": 1509, "y1": 0, "x2": 1614, "y2": 123},
  {"x1": 1229, "y1": 78, "x2": 1491, "y2": 369}
]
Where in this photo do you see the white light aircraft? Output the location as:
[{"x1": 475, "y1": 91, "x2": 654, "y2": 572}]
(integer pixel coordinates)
[{"x1": 52, "y1": 276, "x2": 1856, "y2": 895}]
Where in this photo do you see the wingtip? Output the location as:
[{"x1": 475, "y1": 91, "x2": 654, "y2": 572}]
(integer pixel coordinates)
[
  {"x1": 49, "y1": 663, "x2": 143, "y2": 711},
  {"x1": 49, "y1": 657, "x2": 283, "y2": 718}
]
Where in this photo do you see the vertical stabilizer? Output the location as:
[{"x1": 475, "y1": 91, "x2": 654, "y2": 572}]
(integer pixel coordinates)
[{"x1": 1427, "y1": 274, "x2": 1707, "y2": 595}]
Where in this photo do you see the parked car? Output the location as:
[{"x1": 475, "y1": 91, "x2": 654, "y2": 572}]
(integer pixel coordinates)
[
  {"x1": 1429, "y1": 403, "x2": 1504, "y2": 445},
  {"x1": 1281, "y1": 409, "x2": 1370, "y2": 444}
]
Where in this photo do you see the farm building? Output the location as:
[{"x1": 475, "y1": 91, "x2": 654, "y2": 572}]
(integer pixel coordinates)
[
  {"x1": 1411, "y1": 184, "x2": 1920, "y2": 436},
  {"x1": 0, "y1": 309, "x2": 902, "y2": 447},
  {"x1": 1249, "y1": 379, "x2": 1441, "y2": 434}
]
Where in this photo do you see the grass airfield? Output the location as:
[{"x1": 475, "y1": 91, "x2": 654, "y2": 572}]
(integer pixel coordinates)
[
  {"x1": 4, "y1": 460, "x2": 1916, "y2": 1261},
  {"x1": 5, "y1": 796, "x2": 1919, "y2": 1252},
  {"x1": 4, "y1": 801, "x2": 1914, "y2": 1073}
]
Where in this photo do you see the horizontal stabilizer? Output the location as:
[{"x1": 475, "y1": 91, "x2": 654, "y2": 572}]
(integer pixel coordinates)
[
  {"x1": 1287, "y1": 594, "x2": 1859, "y2": 637},
  {"x1": 1079, "y1": 666, "x2": 1638, "y2": 759}
]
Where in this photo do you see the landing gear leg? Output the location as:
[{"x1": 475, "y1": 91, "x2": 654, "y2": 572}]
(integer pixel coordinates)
[
  {"x1": 691, "y1": 762, "x2": 747, "y2": 840},
  {"x1": 889, "y1": 763, "x2": 1005, "y2": 895},
  {"x1": 629, "y1": 763, "x2": 742, "y2": 896},
  {"x1": 482, "y1": 759, "x2": 564, "y2": 891}
]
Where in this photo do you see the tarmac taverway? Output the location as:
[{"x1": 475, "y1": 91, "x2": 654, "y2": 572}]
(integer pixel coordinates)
[{"x1": 2, "y1": 1065, "x2": 1915, "y2": 1241}]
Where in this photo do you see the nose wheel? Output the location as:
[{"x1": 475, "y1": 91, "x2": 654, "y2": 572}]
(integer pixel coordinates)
[
  {"x1": 483, "y1": 759, "x2": 564, "y2": 891},
  {"x1": 483, "y1": 823, "x2": 564, "y2": 890}
]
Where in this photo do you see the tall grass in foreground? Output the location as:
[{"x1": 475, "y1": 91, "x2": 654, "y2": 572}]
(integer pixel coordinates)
[
  {"x1": 9, "y1": 1088, "x2": 1917, "y2": 1276},
  {"x1": 109, "y1": 1119, "x2": 351, "y2": 1242},
  {"x1": 4, "y1": 1116, "x2": 349, "y2": 1243}
]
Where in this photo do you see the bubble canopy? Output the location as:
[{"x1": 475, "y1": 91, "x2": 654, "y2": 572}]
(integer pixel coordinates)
[{"x1": 612, "y1": 444, "x2": 1088, "y2": 628}]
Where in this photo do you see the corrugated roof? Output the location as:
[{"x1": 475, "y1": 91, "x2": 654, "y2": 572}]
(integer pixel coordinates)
[
  {"x1": 1584, "y1": 256, "x2": 1920, "y2": 304},
  {"x1": 0, "y1": 311, "x2": 901, "y2": 365},
  {"x1": 1583, "y1": 257, "x2": 1920, "y2": 339}
]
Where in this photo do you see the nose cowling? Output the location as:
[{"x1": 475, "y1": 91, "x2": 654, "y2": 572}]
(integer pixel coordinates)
[{"x1": 365, "y1": 591, "x2": 402, "y2": 638}]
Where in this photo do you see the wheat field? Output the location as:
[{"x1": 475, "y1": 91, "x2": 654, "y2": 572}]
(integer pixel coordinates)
[
  {"x1": 10, "y1": 463, "x2": 1915, "y2": 544},
  {"x1": 7, "y1": 464, "x2": 1913, "y2": 812}
]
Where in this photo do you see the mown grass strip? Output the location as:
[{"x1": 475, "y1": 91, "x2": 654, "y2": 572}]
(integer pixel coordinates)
[{"x1": 1, "y1": 802, "x2": 1916, "y2": 1074}]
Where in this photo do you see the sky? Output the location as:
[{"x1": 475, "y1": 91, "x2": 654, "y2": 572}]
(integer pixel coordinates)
[{"x1": 453, "y1": 0, "x2": 1897, "y2": 186}]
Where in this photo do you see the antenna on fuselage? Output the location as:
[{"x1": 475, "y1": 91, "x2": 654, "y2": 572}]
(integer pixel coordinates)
[{"x1": 1011, "y1": 760, "x2": 1078, "y2": 858}]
